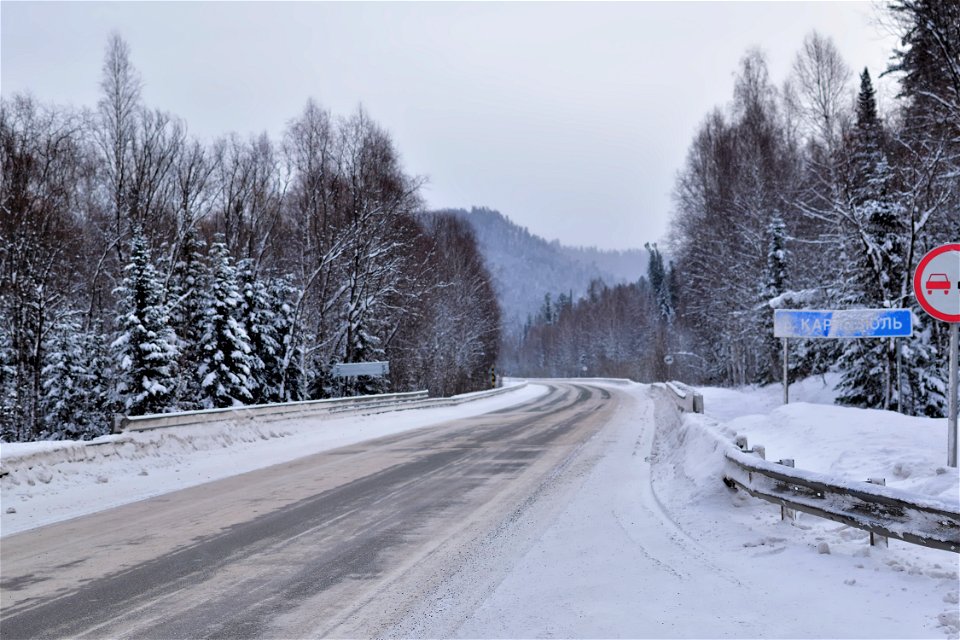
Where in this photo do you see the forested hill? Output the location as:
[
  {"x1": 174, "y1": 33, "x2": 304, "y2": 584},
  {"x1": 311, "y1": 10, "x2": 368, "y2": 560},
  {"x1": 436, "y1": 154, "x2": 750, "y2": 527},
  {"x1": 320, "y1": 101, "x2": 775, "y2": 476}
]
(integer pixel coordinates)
[{"x1": 429, "y1": 208, "x2": 648, "y2": 330}]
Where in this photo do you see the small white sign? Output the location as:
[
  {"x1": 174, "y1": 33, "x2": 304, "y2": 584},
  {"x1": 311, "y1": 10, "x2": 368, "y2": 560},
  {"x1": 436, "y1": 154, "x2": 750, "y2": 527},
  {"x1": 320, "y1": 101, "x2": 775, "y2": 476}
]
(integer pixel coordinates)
[{"x1": 331, "y1": 361, "x2": 390, "y2": 378}]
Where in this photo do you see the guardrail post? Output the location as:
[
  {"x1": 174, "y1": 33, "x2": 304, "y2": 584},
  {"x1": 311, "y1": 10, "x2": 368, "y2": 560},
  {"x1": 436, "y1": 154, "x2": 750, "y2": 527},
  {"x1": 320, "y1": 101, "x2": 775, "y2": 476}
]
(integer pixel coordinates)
[
  {"x1": 735, "y1": 436, "x2": 749, "y2": 451},
  {"x1": 752, "y1": 445, "x2": 765, "y2": 460},
  {"x1": 778, "y1": 459, "x2": 796, "y2": 521},
  {"x1": 113, "y1": 414, "x2": 126, "y2": 434},
  {"x1": 867, "y1": 478, "x2": 888, "y2": 547},
  {"x1": 692, "y1": 393, "x2": 704, "y2": 413}
]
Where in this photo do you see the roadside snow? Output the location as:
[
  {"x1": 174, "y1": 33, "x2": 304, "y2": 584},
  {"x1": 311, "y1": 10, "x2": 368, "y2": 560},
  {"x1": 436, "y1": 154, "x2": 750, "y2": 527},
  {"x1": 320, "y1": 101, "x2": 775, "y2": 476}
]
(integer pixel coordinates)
[
  {"x1": 657, "y1": 376, "x2": 960, "y2": 638},
  {"x1": 3, "y1": 376, "x2": 958, "y2": 638},
  {"x1": 696, "y1": 373, "x2": 959, "y2": 501},
  {"x1": 417, "y1": 380, "x2": 959, "y2": 639},
  {"x1": 0, "y1": 383, "x2": 548, "y2": 537}
]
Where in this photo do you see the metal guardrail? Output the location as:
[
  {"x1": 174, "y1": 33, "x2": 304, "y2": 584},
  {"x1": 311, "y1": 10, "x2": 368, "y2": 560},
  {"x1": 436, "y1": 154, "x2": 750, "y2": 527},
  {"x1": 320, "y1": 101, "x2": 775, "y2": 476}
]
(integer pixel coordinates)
[
  {"x1": 724, "y1": 442, "x2": 960, "y2": 553},
  {"x1": 654, "y1": 382, "x2": 960, "y2": 553},
  {"x1": 373, "y1": 381, "x2": 530, "y2": 412},
  {"x1": 114, "y1": 390, "x2": 431, "y2": 433},
  {"x1": 653, "y1": 383, "x2": 959, "y2": 553},
  {"x1": 114, "y1": 382, "x2": 531, "y2": 433},
  {"x1": 657, "y1": 381, "x2": 704, "y2": 413},
  {"x1": 0, "y1": 383, "x2": 531, "y2": 479}
]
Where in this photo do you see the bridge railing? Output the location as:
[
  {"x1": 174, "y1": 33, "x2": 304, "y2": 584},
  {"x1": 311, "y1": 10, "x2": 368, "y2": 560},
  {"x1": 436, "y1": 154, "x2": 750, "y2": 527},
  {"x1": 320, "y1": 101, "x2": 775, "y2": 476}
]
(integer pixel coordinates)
[
  {"x1": 724, "y1": 440, "x2": 959, "y2": 553},
  {"x1": 655, "y1": 381, "x2": 704, "y2": 414},
  {"x1": 653, "y1": 384, "x2": 959, "y2": 554},
  {"x1": 114, "y1": 390, "x2": 430, "y2": 432},
  {"x1": 115, "y1": 382, "x2": 529, "y2": 433}
]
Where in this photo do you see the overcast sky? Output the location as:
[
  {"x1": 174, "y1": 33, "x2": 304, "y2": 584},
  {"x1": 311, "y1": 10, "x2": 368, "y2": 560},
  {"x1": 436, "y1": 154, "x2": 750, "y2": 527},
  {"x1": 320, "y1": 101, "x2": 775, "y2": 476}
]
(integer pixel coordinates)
[{"x1": 2, "y1": 1, "x2": 899, "y2": 250}]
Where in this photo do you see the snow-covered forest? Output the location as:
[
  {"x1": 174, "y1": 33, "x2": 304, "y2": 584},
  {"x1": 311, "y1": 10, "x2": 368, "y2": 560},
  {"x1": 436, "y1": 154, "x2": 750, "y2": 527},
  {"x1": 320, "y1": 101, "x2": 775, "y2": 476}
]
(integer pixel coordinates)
[
  {"x1": 514, "y1": 1, "x2": 957, "y2": 418},
  {"x1": 505, "y1": 243, "x2": 675, "y2": 381},
  {"x1": 433, "y1": 207, "x2": 647, "y2": 332},
  {"x1": 0, "y1": 36, "x2": 500, "y2": 442}
]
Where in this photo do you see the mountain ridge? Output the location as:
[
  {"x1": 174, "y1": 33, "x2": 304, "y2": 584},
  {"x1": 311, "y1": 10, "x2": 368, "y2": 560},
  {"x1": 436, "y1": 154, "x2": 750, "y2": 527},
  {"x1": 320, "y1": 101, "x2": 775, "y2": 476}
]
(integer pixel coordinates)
[{"x1": 426, "y1": 207, "x2": 648, "y2": 332}]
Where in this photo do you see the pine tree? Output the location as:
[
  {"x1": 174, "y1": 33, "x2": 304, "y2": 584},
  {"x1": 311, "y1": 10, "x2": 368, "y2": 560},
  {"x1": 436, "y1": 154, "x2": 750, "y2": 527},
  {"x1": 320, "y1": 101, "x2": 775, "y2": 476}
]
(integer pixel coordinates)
[
  {"x1": 761, "y1": 215, "x2": 788, "y2": 302},
  {"x1": 112, "y1": 233, "x2": 179, "y2": 416},
  {"x1": 645, "y1": 243, "x2": 674, "y2": 323},
  {"x1": 884, "y1": 0, "x2": 956, "y2": 418},
  {"x1": 836, "y1": 69, "x2": 906, "y2": 410},
  {"x1": 538, "y1": 293, "x2": 554, "y2": 325},
  {"x1": 166, "y1": 229, "x2": 208, "y2": 409},
  {"x1": 758, "y1": 215, "x2": 791, "y2": 384},
  {"x1": 0, "y1": 324, "x2": 18, "y2": 441},
  {"x1": 197, "y1": 240, "x2": 255, "y2": 408},
  {"x1": 41, "y1": 317, "x2": 110, "y2": 439},
  {"x1": 644, "y1": 243, "x2": 675, "y2": 380},
  {"x1": 887, "y1": 0, "x2": 960, "y2": 145},
  {"x1": 899, "y1": 321, "x2": 946, "y2": 418},
  {"x1": 266, "y1": 275, "x2": 305, "y2": 402},
  {"x1": 237, "y1": 260, "x2": 285, "y2": 404}
]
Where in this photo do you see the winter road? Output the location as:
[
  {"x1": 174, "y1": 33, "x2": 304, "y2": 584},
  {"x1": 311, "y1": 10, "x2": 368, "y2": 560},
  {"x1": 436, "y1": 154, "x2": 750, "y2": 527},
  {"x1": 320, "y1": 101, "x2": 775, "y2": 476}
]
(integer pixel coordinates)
[{"x1": 0, "y1": 382, "x2": 625, "y2": 639}]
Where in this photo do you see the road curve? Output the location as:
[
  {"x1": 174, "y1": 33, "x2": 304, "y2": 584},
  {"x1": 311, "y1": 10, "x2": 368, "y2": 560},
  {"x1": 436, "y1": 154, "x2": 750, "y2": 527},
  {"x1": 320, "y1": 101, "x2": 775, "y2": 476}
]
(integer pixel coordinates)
[{"x1": 0, "y1": 382, "x2": 619, "y2": 639}]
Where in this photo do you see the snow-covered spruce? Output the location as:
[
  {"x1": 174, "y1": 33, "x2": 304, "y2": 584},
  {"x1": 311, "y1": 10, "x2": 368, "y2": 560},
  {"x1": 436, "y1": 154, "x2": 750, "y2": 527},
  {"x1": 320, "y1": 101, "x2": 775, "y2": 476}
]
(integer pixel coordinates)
[
  {"x1": 196, "y1": 239, "x2": 256, "y2": 409},
  {"x1": 112, "y1": 232, "x2": 180, "y2": 417},
  {"x1": 41, "y1": 317, "x2": 110, "y2": 440}
]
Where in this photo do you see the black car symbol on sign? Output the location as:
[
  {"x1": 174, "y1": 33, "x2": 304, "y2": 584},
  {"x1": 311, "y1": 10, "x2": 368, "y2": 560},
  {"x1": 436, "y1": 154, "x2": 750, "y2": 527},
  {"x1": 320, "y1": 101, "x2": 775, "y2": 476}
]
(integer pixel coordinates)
[{"x1": 925, "y1": 273, "x2": 951, "y2": 295}]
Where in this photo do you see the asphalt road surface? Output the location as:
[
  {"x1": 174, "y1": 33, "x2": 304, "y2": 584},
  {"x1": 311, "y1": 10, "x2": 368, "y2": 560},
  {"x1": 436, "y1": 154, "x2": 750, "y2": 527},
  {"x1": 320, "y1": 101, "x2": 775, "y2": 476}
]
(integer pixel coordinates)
[{"x1": 0, "y1": 382, "x2": 621, "y2": 639}]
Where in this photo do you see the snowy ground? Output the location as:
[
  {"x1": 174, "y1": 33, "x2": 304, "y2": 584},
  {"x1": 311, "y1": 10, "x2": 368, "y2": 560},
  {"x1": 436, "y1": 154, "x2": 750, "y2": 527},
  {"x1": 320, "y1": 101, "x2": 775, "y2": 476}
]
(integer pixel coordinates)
[
  {"x1": 0, "y1": 383, "x2": 548, "y2": 537},
  {"x1": 2, "y1": 376, "x2": 958, "y2": 638},
  {"x1": 658, "y1": 374, "x2": 960, "y2": 638},
  {"x1": 699, "y1": 374, "x2": 958, "y2": 501},
  {"x1": 397, "y1": 379, "x2": 959, "y2": 639}
]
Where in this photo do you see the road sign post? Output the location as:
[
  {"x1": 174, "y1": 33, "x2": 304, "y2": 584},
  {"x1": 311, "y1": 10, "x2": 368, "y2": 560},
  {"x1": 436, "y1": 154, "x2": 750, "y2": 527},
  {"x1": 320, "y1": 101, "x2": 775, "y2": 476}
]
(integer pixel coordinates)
[
  {"x1": 782, "y1": 339, "x2": 789, "y2": 405},
  {"x1": 913, "y1": 242, "x2": 960, "y2": 468},
  {"x1": 950, "y1": 323, "x2": 958, "y2": 468}
]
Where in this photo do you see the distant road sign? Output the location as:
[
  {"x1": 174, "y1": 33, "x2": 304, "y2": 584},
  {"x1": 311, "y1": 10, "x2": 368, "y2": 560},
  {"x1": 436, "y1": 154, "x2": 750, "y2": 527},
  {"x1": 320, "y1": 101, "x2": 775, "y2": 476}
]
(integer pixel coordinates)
[
  {"x1": 914, "y1": 243, "x2": 960, "y2": 323},
  {"x1": 773, "y1": 309, "x2": 913, "y2": 339},
  {"x1": 331, "y1": 361, "x2": 390, "y2": 378}
]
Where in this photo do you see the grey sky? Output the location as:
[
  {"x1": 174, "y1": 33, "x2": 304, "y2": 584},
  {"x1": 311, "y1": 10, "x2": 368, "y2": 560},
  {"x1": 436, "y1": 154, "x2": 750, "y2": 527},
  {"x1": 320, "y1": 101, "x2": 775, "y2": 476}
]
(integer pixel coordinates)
[{"x1": 2, "y1": 1, "x2": 898, "y2": 250}]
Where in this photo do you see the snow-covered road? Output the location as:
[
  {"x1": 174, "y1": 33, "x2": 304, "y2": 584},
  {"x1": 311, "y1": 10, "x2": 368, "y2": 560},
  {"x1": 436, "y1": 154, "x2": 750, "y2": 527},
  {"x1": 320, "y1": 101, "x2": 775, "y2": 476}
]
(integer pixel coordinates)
[
  {"x1": 0, "y1": 382, "x2": 548, "y2": 536},
  {"x1": 395, "y1": 380, "x2": 770, "y2": 637},
  {"x1": 2, "y1": 378, "x2": 957, "y2": 638},
  {"x1": 2, "y1": 382, "x2": 614, "y2": 638},
  {"x1": 395, "y1": 381, "x2": 959, "y2": 639}
]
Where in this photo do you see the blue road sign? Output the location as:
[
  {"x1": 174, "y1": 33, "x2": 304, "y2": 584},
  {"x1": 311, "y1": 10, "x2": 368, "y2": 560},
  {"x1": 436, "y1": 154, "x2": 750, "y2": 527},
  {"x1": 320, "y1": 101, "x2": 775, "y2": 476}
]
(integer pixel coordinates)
[{"x1": 773, "y1": 309, "x2": 913, "y2": 339}]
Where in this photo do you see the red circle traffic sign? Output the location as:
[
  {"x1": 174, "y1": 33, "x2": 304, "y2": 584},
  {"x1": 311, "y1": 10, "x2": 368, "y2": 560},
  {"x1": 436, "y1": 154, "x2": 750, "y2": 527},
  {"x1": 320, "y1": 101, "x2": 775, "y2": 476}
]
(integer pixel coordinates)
[{"x1": 914, "y1": 243, "x2": 960, "y2": 323}]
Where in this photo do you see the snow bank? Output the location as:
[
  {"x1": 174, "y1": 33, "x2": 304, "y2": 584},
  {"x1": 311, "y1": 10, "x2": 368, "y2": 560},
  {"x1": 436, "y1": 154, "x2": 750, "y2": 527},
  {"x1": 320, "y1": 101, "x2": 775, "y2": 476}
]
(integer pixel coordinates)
[
  {"x1": 651, "y1": 378, "x2": 960, "y2": 638},
  {"x1": 696, "y1": 376, "x2": 959, "y2": 503},
  {"x1": 1, "y1": 419, "x2": 296, "y2": 493}
]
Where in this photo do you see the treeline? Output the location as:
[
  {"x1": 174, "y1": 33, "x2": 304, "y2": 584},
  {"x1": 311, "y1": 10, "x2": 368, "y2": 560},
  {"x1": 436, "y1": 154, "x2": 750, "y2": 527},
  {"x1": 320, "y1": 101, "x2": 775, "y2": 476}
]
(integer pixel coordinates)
[
  {"x1": 0, "y1": 35, "x2": 500, "y2": 442},
  {"x1": 669, "y1": 0, "x2": 957, "y2": 417},
  {"x1": 507, "y1": 244, "x2": 675, "y2": 381},
  {"x1": 439, "y1": 207, "x2": 647, "y2": 333},
  {"x1": 514, "y1": 1, "x2": 957, "y2": 418}
]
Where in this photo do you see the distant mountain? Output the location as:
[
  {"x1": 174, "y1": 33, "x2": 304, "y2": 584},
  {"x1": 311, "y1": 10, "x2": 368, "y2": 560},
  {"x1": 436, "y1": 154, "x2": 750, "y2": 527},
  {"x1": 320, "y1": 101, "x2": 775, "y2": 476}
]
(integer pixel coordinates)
[{"x1": 428, "y1": 207, "x2": 648, "y2": 332}]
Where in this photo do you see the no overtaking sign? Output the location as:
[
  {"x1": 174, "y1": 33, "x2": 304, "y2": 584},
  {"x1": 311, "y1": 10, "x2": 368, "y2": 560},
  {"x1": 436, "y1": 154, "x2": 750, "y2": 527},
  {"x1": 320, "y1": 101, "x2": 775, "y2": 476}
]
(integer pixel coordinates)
[
  {"x1": 914, "y1": 243, "x2": 960, "y2": 323},
  {"x1": 913, "y1": 242, "x2": 959, "y2": 468}
]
